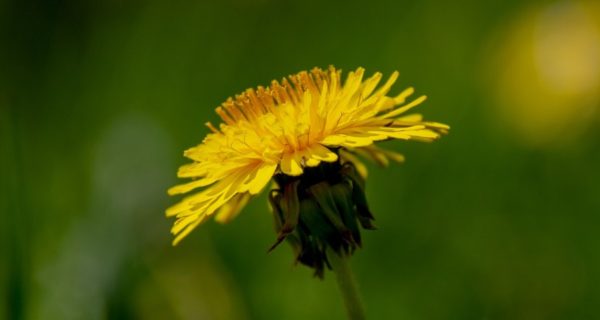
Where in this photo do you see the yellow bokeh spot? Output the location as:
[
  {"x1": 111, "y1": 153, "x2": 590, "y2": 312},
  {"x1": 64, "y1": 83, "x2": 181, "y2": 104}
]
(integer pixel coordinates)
[{"x1": 488, "y1": 1, "x2": 600, "y2": 147}]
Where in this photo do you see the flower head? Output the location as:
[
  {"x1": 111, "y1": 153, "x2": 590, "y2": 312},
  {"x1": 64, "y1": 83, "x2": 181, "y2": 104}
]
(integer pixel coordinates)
[{"x1": 167, "y1": 67, "x2": 448, "y2": 257}]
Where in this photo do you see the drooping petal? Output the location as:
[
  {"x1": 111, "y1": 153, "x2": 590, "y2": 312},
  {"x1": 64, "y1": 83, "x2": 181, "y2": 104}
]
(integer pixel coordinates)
[
  {"x1": 214, "y1": 193, "x2": 252, "y2": 224},
  {"x1": 308, "y1": 144, "x2": 338, "y2": 162},
  {"x1": 247, "y1": 163, "x2": 278, "y2": 194},
  {"x1": 281, "y1": 152, "x2": 303, "y2": 176}
]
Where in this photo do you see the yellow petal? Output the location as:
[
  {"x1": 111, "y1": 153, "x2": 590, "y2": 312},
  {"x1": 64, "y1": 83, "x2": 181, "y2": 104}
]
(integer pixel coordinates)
[
  {"x1": 330, "y1": 135, "x2": 377, "y2": 148},
  {"x1": 321, "y1": 135, "x2": 347, "y2": 145},
  {"x1": 204, "y1": 191, "x2": 237, "y2": 219},
  {"x1": 171, "y1": 214, "x2": 201, "y2": 235},
  {"x1": 167, "y1": 177, "x2": 218, "y2": 195},
  {"x1": 214, "y1": 193, "x2": 251, "y2": 224},
  {"x1": 247, "y1": 163, "x2": 277, "y2": 194},
  {"x1": 393, "y1": 87, "x2": 414, "y2": 104},
  {"x1": 172, "y1": 214, "x2": 207, "y2": 246},
  {"x1": 423, "y1": 121, "x2": 451, "y2": 130},
  {"x1": 395, "y1": 113, "x2": 423, "y2": 122},
  {"x1": 177, "y1": 163, "x2": 208, "y2": 178},
  {"x1": 165, "y1": 200, "x2": 192, "y2": 217},
  {"x1": 359, "y1": 71, "x2": 399, "y2": 107},
  {"x1": 309, "y1": 144, "x2": 338, "y2": 162},
  {"x1": 402, "y1": 129, "x2": 440, "y2": 140},
  {"x1": 343, "y1": 139, "x2": 376, "y2": 148},
  {"x1": 165, "y1": 188, "x2": 215, "y2": 217},
  {"x1": 380, "y1": 148, "x2": 405, "y2": 163},
  {"x1": 280, "y1": 152, "x2": 303, "y2": 176},
  {"x1": 305, "y1": 156, "x2": 321, "y2": 167},
  {"x1": 355, "y1": 146, "x2": 389, "y2": 167},
  {"x1": 340, "y1": 150, "x2": 369, "y2": 178},
  {"x1": 381, "y1": 95, "x2": 427, "y2": 119},
  {"x1": 360, "y1": 72, "x2": 382, "y2": 98}
]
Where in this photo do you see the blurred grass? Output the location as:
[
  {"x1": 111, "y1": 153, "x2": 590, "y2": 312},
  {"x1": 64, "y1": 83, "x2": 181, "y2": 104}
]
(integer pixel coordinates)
[{"x1": 1, "y1": 0, "x2": 600, "y2": 319}]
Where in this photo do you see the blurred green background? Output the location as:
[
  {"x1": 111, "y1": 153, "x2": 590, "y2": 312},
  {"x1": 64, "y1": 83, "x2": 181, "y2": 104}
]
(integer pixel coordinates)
[{"x1": 2, "y1": 0, "x2": 600, "y2": 319}]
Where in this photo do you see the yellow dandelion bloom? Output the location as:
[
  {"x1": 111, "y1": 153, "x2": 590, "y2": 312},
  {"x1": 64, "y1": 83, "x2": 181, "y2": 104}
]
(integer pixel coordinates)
[{"x1": 167, "y1": 67, "x2": 448, "y2": 245}]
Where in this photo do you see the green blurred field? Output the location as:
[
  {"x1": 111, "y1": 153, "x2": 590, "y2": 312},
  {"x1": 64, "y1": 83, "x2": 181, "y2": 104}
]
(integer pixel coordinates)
[{"x1": 2, "y1": 0, "x2": 600, "y2": 319}]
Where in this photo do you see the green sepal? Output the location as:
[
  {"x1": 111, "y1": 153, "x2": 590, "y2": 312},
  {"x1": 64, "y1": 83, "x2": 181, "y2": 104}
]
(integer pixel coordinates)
[
  {"x1": 309, "y1": 182, "x2": 354, "y2": 245},
  {"x1": 268, "y1": 180, "x2": 300, "y2": 252},
  {"x1": 331, "y1": 180, "x2": 362, "y2": 248}
]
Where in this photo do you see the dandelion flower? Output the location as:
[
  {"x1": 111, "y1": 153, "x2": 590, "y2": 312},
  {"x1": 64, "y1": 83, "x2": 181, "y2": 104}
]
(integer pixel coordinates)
[{"x1": 167, "y1": 66, "x2": 448, "y2": 274}]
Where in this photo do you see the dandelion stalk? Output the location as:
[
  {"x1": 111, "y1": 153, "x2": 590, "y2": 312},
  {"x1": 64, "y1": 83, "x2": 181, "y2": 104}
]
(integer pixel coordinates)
[{"x1": 328, "y1": 249, "x2": 366, "y2": 320}]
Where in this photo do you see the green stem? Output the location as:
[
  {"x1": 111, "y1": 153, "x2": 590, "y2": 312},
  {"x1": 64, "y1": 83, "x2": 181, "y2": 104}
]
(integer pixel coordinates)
[{"x1": 328, "y1": 249, "x2": 366, "y2": 320}]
